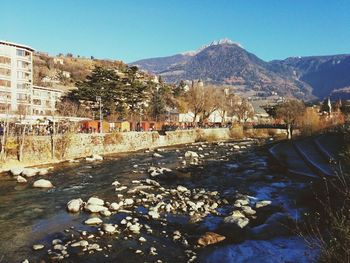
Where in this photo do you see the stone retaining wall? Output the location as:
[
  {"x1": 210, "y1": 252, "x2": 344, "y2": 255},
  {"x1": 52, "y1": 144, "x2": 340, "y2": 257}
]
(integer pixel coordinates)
[{"x1": 8, "y1": 128, "x2": 232, "y2": 167}]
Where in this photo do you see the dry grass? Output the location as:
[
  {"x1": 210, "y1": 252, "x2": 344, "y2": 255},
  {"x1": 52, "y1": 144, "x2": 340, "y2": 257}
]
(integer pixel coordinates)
[
  {"x1": 229, "y1": 124, "x2": 244, "y2": 139},
  {"x1": 299, "y1": 131, "x2": 350, "y2": 263}
]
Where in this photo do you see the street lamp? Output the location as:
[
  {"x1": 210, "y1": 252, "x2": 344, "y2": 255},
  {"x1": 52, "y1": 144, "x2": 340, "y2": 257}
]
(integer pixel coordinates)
[{"x1": 96, "y1": 96, "x2": 102, "y2": 133}]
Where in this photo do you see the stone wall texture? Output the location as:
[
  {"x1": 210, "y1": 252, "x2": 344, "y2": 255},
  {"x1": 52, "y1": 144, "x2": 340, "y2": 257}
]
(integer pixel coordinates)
[{"x1": 19, "y1": 128, "x2": 232, "y2": 164}]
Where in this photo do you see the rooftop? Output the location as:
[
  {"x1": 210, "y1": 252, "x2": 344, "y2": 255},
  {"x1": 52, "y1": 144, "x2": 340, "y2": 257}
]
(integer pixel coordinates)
[{"x1": 0, "y1": 40, "x2": 35, "y2": 52}]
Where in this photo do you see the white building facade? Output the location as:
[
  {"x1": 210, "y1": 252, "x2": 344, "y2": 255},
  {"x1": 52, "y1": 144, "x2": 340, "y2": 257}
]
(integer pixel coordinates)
[
  {"x1": 0, "y1": 41, "x2": 63, "y2": 117},
  {"x1": 0, "y1": 41, "x2": 34, "y2": 114},
  {"x1": 32, "y1": 86, "x2": 63, "y2": 115}
]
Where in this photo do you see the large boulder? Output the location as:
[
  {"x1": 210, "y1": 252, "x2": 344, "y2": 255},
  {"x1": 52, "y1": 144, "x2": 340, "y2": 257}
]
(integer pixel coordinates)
[
  {"x1": 38, "y1": 168, "x2": 49, "y2": 176},
  {"x1": 33, "y1": 179, "x2": 53, "y2": 188},
  {"x1": 22, "y1": 168, "x2": 38, "y2": 177},
  {"x1": 250, "y1": 213, "x2": 294, "y2": 239},
  {"x1": 198, "y1": 232, "x2": 226, "y2": 246},
  {"x1": 17, "y1": 175, "x2": 27, "y2": 183},
  {"x1": 85, "y1": 204, "x2": 108, "y2": 213},
  {"x1": 87, "y1": 197, "x2": 104, "y2": 206},
  {"x1": 67, "y1": 198, "x2": 83, "y2": 213},
  {"x1": 223, "y1": 210, "x2": 249, "y2": 229},
  {"x1": 10, "y1": 167, "x2": 24, "y2": 176}
]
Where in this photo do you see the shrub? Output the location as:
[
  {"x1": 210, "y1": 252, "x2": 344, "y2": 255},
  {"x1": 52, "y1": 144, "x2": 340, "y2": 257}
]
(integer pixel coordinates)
[
  {"x1": 229, "y1": 124, "x2": 244, "y2": 139},
  {"x1": 104, "y1": 132, "x2": 123, "y2": 146},
  {"x1": 300, "y1": 131, "x2": 350, "y2": 262},
  {"x1": 55, "y1": 132, "x2": 73, "y2": 159},
  {"x1": 151, "y1": 132, "x2": 160, "y2": 143},
  {"x1": 195, "y1": 129, "x2": 205, "y2": 142}
]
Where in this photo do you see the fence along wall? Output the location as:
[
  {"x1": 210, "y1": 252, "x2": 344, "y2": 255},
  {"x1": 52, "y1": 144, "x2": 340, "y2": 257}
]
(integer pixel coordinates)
[{"x1": 19, "y1": 128, "x2": 232, "y2": 163}]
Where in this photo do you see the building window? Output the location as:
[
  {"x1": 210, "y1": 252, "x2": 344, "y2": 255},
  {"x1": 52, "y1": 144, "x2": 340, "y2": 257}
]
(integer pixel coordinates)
[
  {"x1": 17, "y1": 71, "x2": 31, "y2": 80},
  {"x1": 17, "y1": 93, "x2": 28, "y2": 101},
  {"x1": 0, "y1": 68, "x2": 11, "y2": 76},
  {"x1": 17, "y1": 60, "x2": 29, "y2": 69},
  {"x1": 17, "y1": 83, "x2": 30, "y2": 90},
  {"x1": 0, "y1": 79, "x2": 11, "y2": 88},
  {"x1": 0, "y1": 92, "x2": 11, "y2": 102},
  {"x1": 16, "y1": 49, "x2": 25, "y2": 56},
  {"x1": 0, "y1": 103, "x2": 11, "y2": 113},
  {"x1": 33, "y1": 99, "x2": 41, "y2": 105},
  {"x1": 0, "y1": 56, "x2": 11, "y2": 65}
]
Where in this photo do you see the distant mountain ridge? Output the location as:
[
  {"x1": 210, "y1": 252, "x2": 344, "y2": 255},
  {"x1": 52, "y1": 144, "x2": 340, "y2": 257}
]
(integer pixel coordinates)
[{"x1": 131, "y1": 39, "x2": 350, "y2": 100}]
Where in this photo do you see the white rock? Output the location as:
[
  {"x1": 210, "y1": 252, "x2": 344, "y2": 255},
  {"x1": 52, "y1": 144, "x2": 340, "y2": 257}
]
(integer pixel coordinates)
[
  {"x1": 84, "y1": 217, "x2": 103, "y2": 225},
  {"x1": 153, "y1": 153, "x2": 163, "y2": 158},
  {"x1": 148, "y1": 210, "x2": 160, "y2": 219},
  {"x1": 71, "y1": 240, "x2": 89, "y2": 247},
  {"x1": 33, "y1": 179, "x2": 53, "y2": 188},
  {"x1": 115, "y1": 186, "x2": 127, "y2": 191},
  {"x1": 52, "y1": 239, "x2": 62, "y2": 245},
  {"x1": 67, "y1": 198, "x2": 83, "y2": 213},
  {"x1": 10, "y1": 167, "x2": 24, "y2": 176},
  {"x1": 87, "y1": 197, "x2": 104, "y2": 206},
  {"x1": 53, "y1": 244, "x2": 66, "y2": 251},
  {"x1": 124, "y1": 199, "x2": 134, "y2": 206},
  {"x1": 139, "y1": 237, "x2": 147, "y2": 242},
  {"x1": 112, "y1": 180, "x2": 120, "y2": 186},
  {"x1": 109, "y1": 202, "x2": 121, "y2": 211},
  {"x1": 38, "y1": 169, "x2": 49, "y2": 176},
  {"x1": 224, "y1": 210, "x2": 249, "y2": 228},
  {"x1": 241, "y1": 206, "x2": 256, "y2": 216},
  {"x1": 234, "y1": 199, "x2": 249, "y2": 207},
  {"x1": 32, "y1": 244, "x2": 44, "y2": 250},
  {"x1": 185, "y1": 151, "x2": 199, "y2": 158},
  {"x1": 85, "y1": 204, "x2": 108, "y2": 213},
  {"x1": 255, "y1": 200, "x2": 272, "y2": 208},
  {"x1": 177, "y1": 185, "x2": 188, "y2": 192},
  {"x1": 17, "y1": 175, "x2": 27, "y2": 183},
  {"x1": 103, "y1": 224, "x2": 116, "y2": 234},
  {"x1": 145, "y1": 179, "x2": 160, "y2": 187},
  {"x1": 100, "y1": 210, "x2": 112, "y2": 216},
  {"x1": 92, "y1": 154, "x2": 103, "y2": 161},
  {"x1": 129, "y1": 224, "x2": 140, "y2": 234},
  {"x1": 22, "y1": 168, "x2": 38, "y2": 177}
]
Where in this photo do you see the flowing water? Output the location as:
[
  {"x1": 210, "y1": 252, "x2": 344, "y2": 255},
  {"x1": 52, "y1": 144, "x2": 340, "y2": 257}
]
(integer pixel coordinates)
[{"x1": 0, "y1": 139, "x2": 319, "y2": 262}]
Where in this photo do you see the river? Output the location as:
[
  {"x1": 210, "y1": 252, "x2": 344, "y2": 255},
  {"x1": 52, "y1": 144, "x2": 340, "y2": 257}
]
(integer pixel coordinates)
[{"x1": 0, "y1": 139, "x2": 319, "y2": 263}]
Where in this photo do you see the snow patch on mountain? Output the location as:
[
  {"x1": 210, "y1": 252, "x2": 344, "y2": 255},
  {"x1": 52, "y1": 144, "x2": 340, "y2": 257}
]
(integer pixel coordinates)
[{"x1": 181, "y1": 38, "x2": 243, "y2": 56}]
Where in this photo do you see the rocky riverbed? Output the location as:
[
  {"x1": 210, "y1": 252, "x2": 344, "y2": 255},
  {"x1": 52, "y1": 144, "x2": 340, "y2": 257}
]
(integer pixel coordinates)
[{"x1": 0, "y1": 139, "x2": 319, "y2": 262}]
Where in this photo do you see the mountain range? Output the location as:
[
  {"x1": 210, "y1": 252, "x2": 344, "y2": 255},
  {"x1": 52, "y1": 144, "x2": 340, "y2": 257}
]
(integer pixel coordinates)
[{"x1": 131, "y1": 39, "x2": 350, "y2": 100}]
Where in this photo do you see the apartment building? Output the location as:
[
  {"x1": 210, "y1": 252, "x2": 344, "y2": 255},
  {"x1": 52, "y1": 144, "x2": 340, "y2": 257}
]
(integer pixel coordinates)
[
  {"x1": 32, "y1": 85, "x2": 63, "y2": 115},
  {"x1": 0, "y1": 41, "x2": 63, "y2": 117},
  {"x1": 0, "y1": 40, "x2": 34, "y2": 114}
]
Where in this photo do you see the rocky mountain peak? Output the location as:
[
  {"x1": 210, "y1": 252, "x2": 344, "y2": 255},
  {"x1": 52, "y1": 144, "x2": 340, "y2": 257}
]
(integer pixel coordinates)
[{"x1": 181, "y1": 38, "x2": 243, "y2": 56}]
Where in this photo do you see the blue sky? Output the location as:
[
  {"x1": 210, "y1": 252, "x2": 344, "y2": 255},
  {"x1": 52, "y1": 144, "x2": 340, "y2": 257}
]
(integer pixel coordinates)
[{"x1": 1, "y1": 0, "x2": 349, "y2": 62}]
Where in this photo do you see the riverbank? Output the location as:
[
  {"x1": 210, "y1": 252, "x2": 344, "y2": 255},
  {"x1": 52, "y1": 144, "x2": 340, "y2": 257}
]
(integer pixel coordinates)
[{"x1": 0, "y1": 128, "x2": 236, "y2": 174}]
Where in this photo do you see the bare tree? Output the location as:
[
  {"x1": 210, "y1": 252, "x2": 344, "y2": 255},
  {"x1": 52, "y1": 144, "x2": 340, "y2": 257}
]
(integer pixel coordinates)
[
  {"x1": 57, "y1": 98, "x2": 90, "y2": 117},
  {"x1": 0, "y1": 103, "x2": 10, "y2": 161},
  {"x1": 17, "y1": 105, "x2": 28, "y2": 162},
  {"x1": 184, "y1": 82, "x2": 205, "y2": 126},
  {"x1": 233, "y1": 98, "x2": 255, "y2": 123},
  {"x1": 201, "y1": 86, "x2": 222, "y2": 123},
  {"x1": 276, "y1": 99, "x2": 305, "y2": 139}
]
